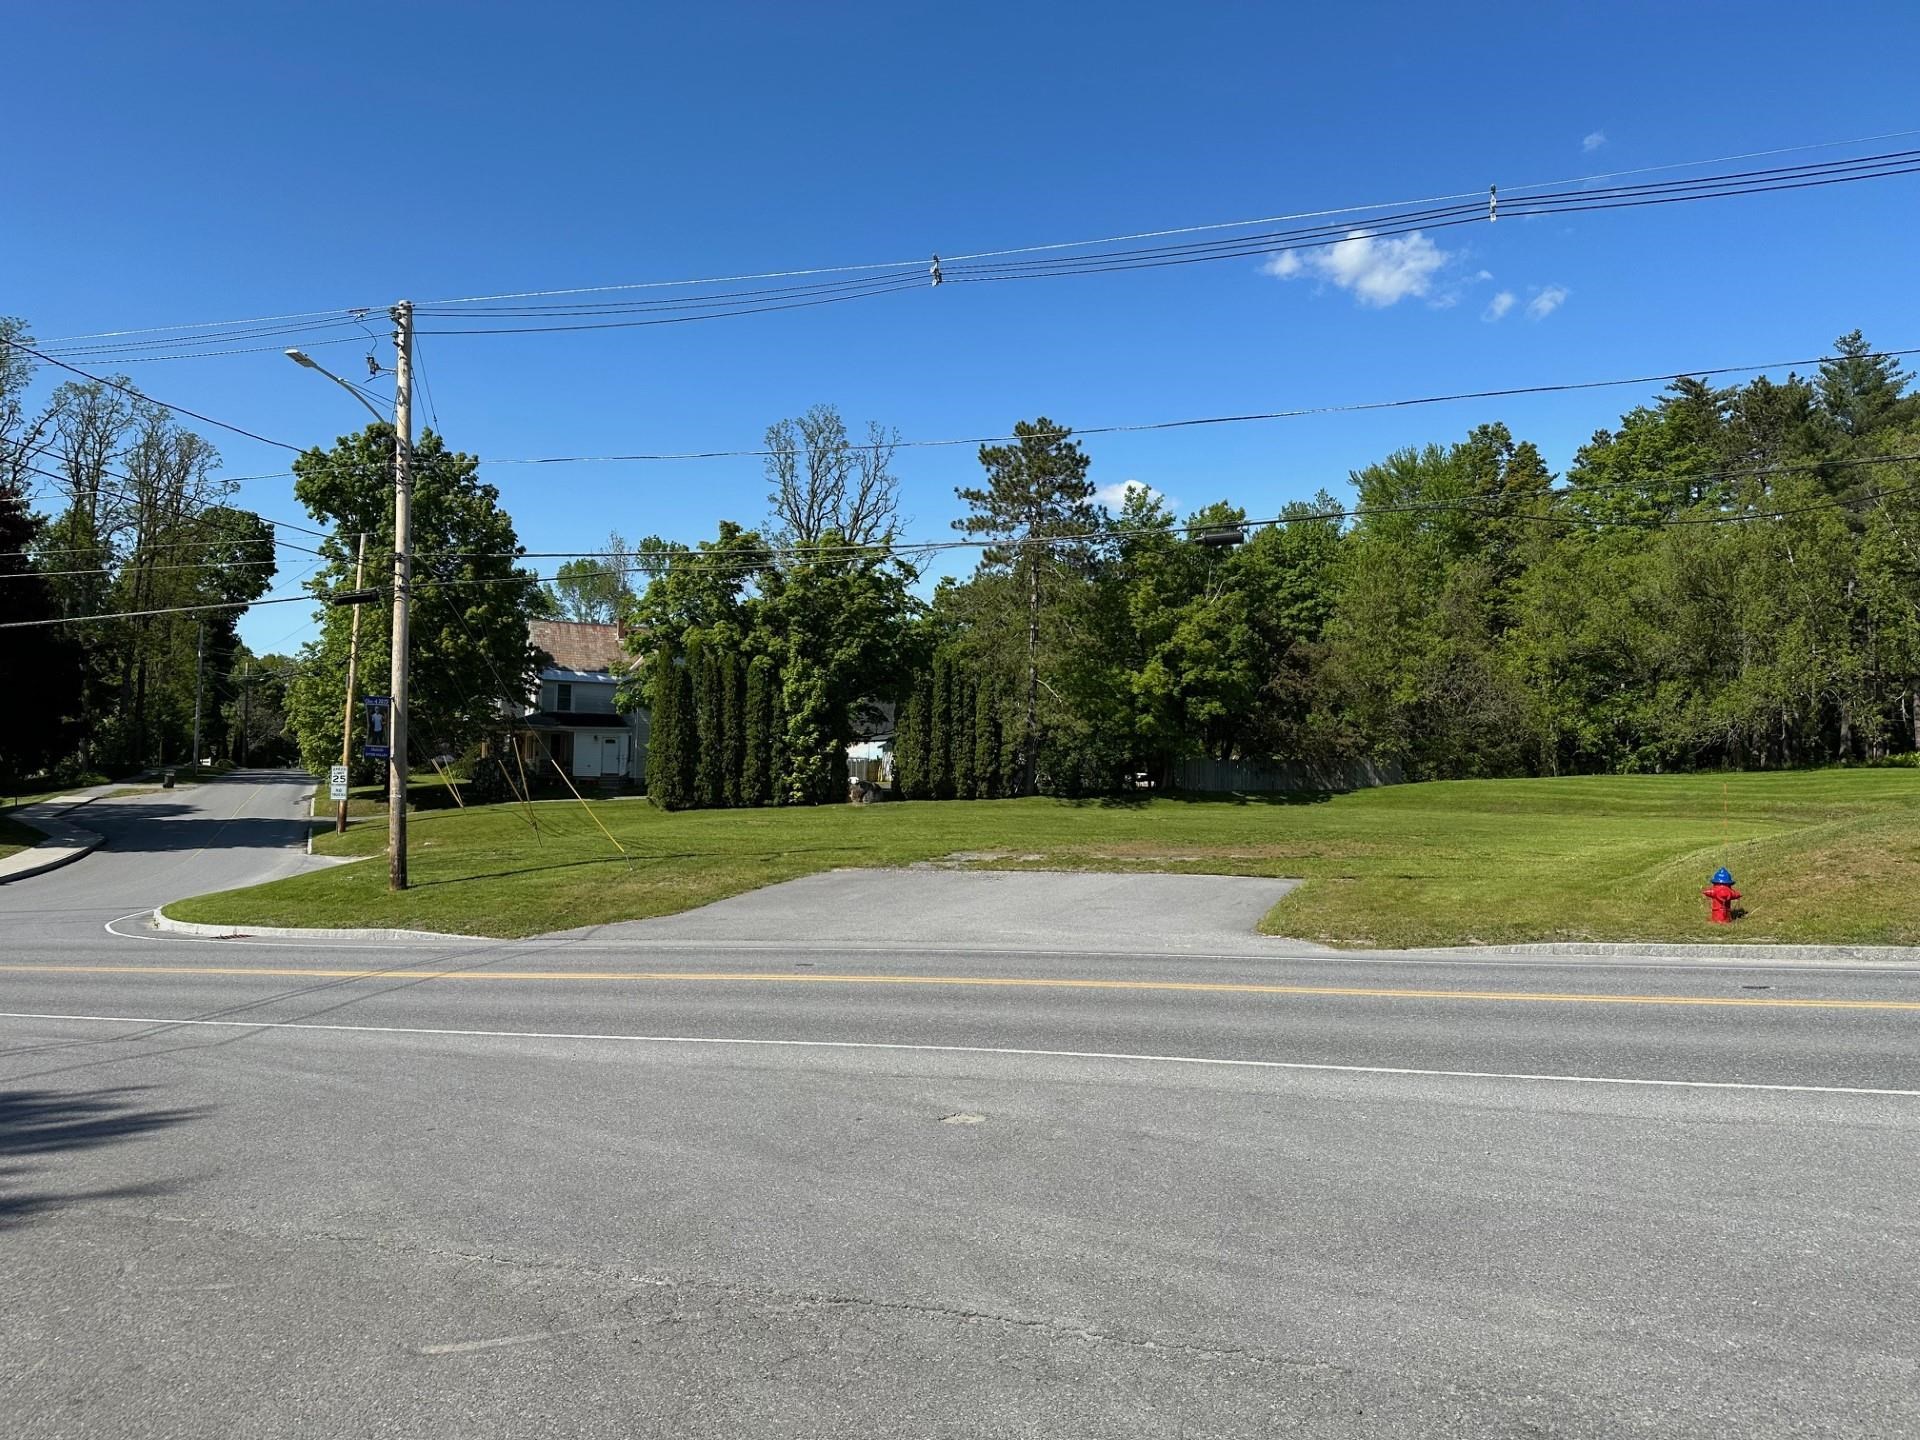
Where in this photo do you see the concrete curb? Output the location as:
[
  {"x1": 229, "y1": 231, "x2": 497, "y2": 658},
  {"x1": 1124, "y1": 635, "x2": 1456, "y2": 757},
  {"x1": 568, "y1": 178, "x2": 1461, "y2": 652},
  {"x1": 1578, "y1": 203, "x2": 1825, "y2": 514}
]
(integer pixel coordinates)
[
  {"x1": 0, "y1": 826, "x2": 106, "y2": 884},
  {"x1": 149, "y1": 905, "x2": 488, "y2": 944},
  {"x1": 1401, "y1": 940, "x2": 1920, "y2": 965},
  {"x1": 136, "y1": 905, "x2": 1920, "y2": 966},
  {"x1": 0, "y1": 793, "x2": 109, "y2": 885}
]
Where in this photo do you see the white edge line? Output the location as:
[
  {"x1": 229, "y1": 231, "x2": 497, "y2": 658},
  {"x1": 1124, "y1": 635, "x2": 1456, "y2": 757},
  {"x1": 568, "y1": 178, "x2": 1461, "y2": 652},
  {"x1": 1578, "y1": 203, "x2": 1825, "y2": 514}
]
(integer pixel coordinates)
[
  {"x1": 87, "y1": 914, "x2": 1920, "y2": 978},
  {"x1": 0, "y1": 1011, "x2": 1914, "y2": 1098}
]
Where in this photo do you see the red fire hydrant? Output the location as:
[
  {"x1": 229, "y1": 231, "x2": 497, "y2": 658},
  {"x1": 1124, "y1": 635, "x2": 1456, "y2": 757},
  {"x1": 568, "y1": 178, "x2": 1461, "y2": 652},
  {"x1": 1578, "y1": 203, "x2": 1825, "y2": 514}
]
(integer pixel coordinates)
[{"x1": 1702, "y1": 867, "x2": 1741, "y2": 925}]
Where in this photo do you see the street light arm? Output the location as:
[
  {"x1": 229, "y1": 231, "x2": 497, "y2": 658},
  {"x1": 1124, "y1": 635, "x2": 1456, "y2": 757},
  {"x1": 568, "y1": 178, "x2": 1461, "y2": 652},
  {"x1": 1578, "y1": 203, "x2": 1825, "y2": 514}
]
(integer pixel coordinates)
[{"x1": 284, "y1": 349, "x2": 386, "y2": 424}]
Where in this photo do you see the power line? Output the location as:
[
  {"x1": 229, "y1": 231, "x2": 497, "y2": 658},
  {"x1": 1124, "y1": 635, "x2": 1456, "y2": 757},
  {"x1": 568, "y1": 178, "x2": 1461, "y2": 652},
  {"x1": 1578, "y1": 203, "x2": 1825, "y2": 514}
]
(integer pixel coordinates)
[
  {"x1": 44, "y1": 315, "x2": 379, "y2": 361},
  {"x1": 411, "y1": 276, "x2": 929, "y2": 337},
  {"x1": 395, "y1": 345, "x2": 1920, "y2": 467},
  {"x1": 940, "y1": 150, "x2": 1920, "y2": 281},
  {"x1": 41, "y1": 305, "x2": 383, "y2": 347},
  {"x1": 402, "y1": 463, "x2": 1920, "y2": 595},
  {"x1": 46, "y1": 335, "x2": 372, "y2": 366},
  {"x1": 414, "y1": 127, "x2": 1920, "y2": 307},
  {"x1": 0, "y1": 554, "x2": 286, "y2": 581},
  {"x1": 0, "y1": 339, "x2": 303, "y2": 452},
  {"x1": 428, "y1": 451, "x2": 1920, "y2": 567},
  {"x1": 386, "y1": 154, "x2": 1920, "y2": 340},
  {"x1": 9, "y1": 459, "x2": 336, "y2": 542},
  {"x1": 0, "y1": 529, "x2": 326, "y2": 561},
  {"x1": 0, "y1": 592, "x2": 319, "y2": 630},
  {"x1": 414, "y1": 336, "x2": 442, "y2": 433},
  {"x1": 37, "y1": 128, "x2": 1912, "y2": 360}
]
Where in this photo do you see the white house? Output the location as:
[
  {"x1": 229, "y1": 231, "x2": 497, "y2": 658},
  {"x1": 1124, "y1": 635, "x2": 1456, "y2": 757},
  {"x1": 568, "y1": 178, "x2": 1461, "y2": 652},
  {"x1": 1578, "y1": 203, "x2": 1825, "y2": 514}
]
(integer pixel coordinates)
[{"x1": 503, "y1": 620, "x2": 649, "y2": 788}]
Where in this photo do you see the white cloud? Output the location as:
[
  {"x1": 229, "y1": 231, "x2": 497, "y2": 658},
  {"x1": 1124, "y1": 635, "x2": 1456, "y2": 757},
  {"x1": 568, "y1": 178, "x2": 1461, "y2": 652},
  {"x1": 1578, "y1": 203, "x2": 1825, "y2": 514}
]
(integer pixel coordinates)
[
  {"x1": 1483, "y1": 291, "x2": 1516, "y2": 322},
  {"x1": 1526, "y1": 285, "x2": 1569, "y2": 320},
  {"x1": 1582, "y1": 130, "x2": 1607, "y2": 153},
  {"x1": 1262, "y1": 228, "x2": 1451, "y2": 307},
  {"x1": 1096, "y1": 479, "x2": 1168, "y2": 513}
]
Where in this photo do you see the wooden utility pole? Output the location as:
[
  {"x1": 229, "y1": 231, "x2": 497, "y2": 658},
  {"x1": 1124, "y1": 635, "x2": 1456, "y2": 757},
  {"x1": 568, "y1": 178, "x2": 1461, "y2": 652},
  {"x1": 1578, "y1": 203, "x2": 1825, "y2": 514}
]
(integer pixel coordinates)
[
  {"x1": 241, "y1": 659, "x2": 251, "y2": 766},
  {"x1": 190, "y1": 622, "x2": 206, "y2": 769},
  {"x1": 336, "y1": 532, "x2": 368, "y2": 834},
  {"x1": 387, "y1": 300, "x2": 414, "y2": 891}
]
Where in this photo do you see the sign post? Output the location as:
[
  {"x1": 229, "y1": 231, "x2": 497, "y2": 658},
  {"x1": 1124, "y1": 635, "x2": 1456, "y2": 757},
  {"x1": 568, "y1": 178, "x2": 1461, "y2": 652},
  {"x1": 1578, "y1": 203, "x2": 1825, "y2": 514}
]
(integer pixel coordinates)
[{"x1": 362, "y1": 695, "x2": 392, "y2": 761}]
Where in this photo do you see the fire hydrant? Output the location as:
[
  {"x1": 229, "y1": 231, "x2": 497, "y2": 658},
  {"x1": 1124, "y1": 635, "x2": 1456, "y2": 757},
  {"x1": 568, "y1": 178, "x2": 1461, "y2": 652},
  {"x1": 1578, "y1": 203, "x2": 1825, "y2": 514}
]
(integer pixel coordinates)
[{"x1": 1701, "y1": 867, "x2": 1741, "y2": 925}]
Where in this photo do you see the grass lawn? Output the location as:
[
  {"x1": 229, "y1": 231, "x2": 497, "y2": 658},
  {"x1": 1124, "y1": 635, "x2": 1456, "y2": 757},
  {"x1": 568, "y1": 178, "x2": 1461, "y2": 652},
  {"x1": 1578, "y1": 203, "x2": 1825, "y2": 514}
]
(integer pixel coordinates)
[
  {"x1": 309, "y1": 772, "x2": 466, "y2": 820},
  {"x1": 1, "y1": 772, "x2": 113, "y2": 811},
  {"x1": 165, "y1": 768, "x2": 1920, "y2": 947},
  {"x1": 0, "y1": 815, "x2": 47, "y2": 860}
]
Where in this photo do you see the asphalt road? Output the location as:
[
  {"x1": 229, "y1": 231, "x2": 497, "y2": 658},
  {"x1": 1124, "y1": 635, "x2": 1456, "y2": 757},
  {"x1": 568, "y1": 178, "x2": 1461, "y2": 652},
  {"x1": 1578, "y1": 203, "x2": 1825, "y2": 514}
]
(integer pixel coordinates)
[{"x1": 2, "y1": 772, "x2": 1916, "y2": 1438}]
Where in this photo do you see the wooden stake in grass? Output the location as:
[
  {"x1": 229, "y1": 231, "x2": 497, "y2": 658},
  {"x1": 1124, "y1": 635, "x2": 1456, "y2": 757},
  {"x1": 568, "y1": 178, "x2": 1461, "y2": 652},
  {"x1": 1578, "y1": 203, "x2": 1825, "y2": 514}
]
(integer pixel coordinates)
[
  {"x1": 536, "y1": 736, "x2": 633, "y2": 870},
  {"x1": 495, "y1": 754, "x2": 540, "y2": 839},
  {"x1": 430, "y1": 757, "x2": 467, "y2": 808}
]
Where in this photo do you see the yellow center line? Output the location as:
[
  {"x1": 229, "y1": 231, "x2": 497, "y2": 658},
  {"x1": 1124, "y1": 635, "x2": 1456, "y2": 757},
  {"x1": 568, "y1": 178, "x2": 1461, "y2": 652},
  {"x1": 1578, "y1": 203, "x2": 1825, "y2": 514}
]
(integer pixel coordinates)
[{"x1": 2, "y1": 962, "x2": 1918, "y2": 1010}]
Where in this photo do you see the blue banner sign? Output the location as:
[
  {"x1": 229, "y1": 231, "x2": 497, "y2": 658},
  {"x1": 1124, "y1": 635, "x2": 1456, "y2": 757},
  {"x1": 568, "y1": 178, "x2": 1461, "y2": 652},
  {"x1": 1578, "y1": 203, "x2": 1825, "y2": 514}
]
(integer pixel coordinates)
[{"x1": 362, "y1": 695, "x2": 392, "y2": 760}]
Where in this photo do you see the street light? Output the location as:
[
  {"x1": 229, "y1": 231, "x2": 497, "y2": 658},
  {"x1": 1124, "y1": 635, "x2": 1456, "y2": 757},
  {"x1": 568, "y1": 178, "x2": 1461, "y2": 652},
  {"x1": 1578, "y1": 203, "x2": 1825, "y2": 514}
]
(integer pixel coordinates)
[
  {"x1": 284, "y1": 349, "x2": 385, "y2": 424},
  {"x1": 285, "y1": 309, "x2": 417, "y2": 893}
]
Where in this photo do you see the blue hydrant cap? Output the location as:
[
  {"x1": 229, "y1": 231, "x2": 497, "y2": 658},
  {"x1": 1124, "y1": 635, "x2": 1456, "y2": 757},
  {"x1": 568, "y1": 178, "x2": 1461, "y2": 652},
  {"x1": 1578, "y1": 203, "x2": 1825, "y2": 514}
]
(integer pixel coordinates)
[{"x1": 1712, "y1": 867, "x2": 1734, "y2": 886}]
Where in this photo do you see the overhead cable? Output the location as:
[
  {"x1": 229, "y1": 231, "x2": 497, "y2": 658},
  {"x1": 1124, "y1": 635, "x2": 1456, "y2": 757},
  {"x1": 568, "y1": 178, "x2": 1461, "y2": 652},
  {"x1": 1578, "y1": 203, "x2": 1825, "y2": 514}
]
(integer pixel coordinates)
[
  {"x1": 393, "y1": 345, "x2": 1920, "y2": 467},
  {"x1": 0, "y1": 339, "x2": 302, "y2": 452}
]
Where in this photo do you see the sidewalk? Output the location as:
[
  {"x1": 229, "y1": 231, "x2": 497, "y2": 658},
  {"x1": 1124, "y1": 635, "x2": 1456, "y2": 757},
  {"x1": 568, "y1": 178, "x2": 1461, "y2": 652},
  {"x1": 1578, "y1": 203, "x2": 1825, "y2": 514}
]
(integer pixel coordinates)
[{"x1": 0, "y1": 787, "x2": 115, "y2": 884}]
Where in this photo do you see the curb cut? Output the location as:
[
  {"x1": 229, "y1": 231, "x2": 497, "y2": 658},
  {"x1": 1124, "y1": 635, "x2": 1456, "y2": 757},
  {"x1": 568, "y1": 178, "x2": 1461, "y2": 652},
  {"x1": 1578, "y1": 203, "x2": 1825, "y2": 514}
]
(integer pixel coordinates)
[{"x1": 149, "y1": 906, "x2": 488, "y2": 944}]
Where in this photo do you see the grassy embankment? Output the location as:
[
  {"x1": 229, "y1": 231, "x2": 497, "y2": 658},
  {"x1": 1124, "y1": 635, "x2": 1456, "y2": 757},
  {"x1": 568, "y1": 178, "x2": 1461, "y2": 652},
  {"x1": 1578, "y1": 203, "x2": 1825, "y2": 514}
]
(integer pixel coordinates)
[{"x1": 165, "y1": 768, "x2": 1920, "y2": 947}]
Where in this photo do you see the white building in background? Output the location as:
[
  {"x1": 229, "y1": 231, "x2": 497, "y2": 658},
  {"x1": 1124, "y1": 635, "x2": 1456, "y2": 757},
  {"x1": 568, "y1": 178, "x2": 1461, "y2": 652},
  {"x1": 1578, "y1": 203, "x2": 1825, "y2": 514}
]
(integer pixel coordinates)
[{"x1": 502, "y1": 620, "x2": 649, "y2": 788}]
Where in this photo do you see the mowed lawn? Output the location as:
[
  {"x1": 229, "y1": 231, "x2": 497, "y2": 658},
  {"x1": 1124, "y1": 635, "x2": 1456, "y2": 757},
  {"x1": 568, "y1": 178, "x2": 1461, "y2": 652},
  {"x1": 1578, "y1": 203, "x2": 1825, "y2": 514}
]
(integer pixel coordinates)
[
  {"x1": 165, "y1": 768, "x2": 1920, "y2": 947},
  {"x1": 0, "y1": 815, "x2": 46, "y2": 861}
]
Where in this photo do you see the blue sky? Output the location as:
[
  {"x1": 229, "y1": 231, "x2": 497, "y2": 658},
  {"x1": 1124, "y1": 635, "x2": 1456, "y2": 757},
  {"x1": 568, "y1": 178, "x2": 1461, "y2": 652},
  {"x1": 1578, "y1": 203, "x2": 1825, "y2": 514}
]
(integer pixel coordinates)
[{"x1": 8, "y1": 2, "x2": 1919, "y2": 654}]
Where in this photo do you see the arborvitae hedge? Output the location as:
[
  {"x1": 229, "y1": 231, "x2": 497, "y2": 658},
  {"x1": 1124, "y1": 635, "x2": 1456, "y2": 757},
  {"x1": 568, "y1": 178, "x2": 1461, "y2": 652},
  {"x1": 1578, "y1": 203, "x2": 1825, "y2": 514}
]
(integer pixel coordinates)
[
  {"x1": 742, "y1": 654, "x2": 775, "y2": 807},
  {"x1": 895, "y1": 670, "x2": 932, "y2": 799},
  {"x1": 952, "y1": 665, "x2": 975, "y2": 800},
  {"x1": 645, "y1": 646, "x2": 695, "y2": 810},
  {"x1": 972, "y1": 676, "x2": 1001, "y2": 799},
  {"x1": 929, "y1": 652, "x2": 953, "y2": 799},
  {"x1": 718, "y1": 649, "x2": 743, "y2": 808}
]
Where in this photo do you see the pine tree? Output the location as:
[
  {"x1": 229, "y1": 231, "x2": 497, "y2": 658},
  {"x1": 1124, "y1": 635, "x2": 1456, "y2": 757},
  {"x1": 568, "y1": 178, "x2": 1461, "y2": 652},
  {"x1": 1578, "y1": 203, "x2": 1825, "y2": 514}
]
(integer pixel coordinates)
[
  {"x1": 953, "y1": 418, "x2": 1100, "y2": 793},
  {"x1": 742, "y1": 654, "x2": 774, "y2": 806}
]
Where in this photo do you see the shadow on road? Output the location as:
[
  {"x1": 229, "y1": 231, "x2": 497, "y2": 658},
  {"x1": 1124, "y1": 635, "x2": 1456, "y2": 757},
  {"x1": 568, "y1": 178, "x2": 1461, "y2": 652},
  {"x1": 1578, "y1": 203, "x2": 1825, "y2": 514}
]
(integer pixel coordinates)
[
  {"x1": 74, "y1": 802, "x2": 312, "y2": 855},
  {"x1": 0, "y1": 1086, "x2": 203, "y2": 1228}
]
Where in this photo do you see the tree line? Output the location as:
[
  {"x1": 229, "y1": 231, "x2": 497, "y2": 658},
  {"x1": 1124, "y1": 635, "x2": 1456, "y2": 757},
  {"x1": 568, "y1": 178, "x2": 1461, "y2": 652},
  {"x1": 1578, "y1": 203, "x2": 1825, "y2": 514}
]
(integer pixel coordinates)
[
  {"x1": 626, "y1": 333, "x2": 1920, "y2": 806},
  {"x1": 10, "y1": 319, "x2": 1916, "y2": 802},
  {"x1": 1, "y1": 316, "x2": 543, "y2": 790},
  {"x1": 1, "y1": 317, "x2": 282, "y2": 785}
]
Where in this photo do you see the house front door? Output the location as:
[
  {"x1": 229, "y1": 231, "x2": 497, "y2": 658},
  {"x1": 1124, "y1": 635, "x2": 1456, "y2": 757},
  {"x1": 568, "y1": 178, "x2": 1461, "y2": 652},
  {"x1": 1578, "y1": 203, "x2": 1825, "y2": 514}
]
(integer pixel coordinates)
[{"x1": 573, "y1": 733, "x2": 602, "y2": 778}]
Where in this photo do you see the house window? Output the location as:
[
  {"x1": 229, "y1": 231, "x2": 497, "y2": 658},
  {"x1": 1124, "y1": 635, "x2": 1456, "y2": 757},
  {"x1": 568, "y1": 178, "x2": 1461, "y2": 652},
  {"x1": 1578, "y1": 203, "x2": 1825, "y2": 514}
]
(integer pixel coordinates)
[{"x1": 557, "y1": 682, "x2": 572, "y2": 712}]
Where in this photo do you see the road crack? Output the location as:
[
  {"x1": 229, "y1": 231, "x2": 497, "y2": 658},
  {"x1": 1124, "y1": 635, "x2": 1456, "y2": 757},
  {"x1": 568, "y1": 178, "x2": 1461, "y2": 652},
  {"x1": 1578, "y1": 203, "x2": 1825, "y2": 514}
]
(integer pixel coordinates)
[{"x1": 72, "y1": 1204, "x2": 1338, "y2": 1374}]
